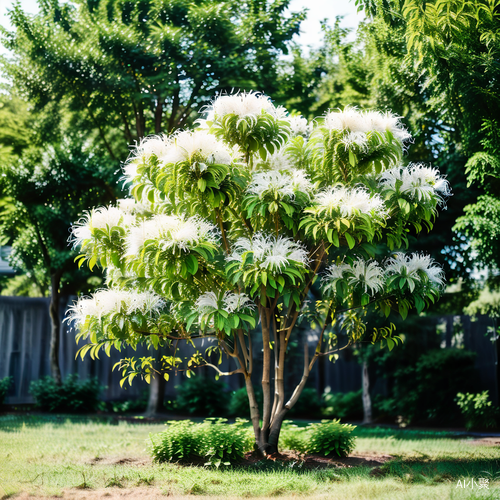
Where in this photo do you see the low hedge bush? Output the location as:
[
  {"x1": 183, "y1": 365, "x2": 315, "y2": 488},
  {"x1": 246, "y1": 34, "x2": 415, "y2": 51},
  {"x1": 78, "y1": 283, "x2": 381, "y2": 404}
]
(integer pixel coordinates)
[
  {"x1": 149, "y1": 418, "x2": 253, "y2": 467},
  {"x1": 0, "y1": 376, "x2": 12, "y2": 405},
  {"x1": 281, "y1": 419, "x2": 356, "y2": 457},
  {"x1": 30, "y1": 374, "x2": 103, "y2": 412}
]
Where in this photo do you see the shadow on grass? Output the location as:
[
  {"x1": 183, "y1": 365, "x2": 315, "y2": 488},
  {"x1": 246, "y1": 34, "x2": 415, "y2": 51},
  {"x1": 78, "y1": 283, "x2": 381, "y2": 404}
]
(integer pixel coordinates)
[
  {"x1": 0, "y1": 414, "x2": 120, "y2": 431},
  {"x1": 380, "y1": 456, "x2": 500, "y2": 483},
  {"x1": 353, "y1": 427, "x2": 467, "y2": 440}
]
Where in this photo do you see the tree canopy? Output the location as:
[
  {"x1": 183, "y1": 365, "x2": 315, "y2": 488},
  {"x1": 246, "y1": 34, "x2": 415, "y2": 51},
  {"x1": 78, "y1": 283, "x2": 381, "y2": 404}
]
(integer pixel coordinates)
[{"x1": 2, "y1": 0, "x2": 304, "y2": 158}]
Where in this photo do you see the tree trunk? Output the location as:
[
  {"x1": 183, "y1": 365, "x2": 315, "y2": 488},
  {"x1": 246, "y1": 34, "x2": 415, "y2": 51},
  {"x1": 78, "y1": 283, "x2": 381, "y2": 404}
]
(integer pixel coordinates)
[
  {"x1": 49, "y1": 270, "x2": 63, "y2": 385},
  {"x1": 146, "y1": 347, "x2": 165, "y2": 416},
  {"x1": 362, "y1": 360, "x2": 372, "y2": 424},
  {"x1": 247, "y1": 332, "x2": 311, "y2": 456},
  {"x1": 154, "y1": 95, "x2": 163, "y2": 134}
]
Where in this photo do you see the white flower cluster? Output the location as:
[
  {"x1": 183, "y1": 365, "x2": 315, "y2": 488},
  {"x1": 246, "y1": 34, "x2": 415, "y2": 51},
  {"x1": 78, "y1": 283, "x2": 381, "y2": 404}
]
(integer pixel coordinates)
[
  {"x1": 313, "y1": 186, "x2": 387, "y2": 218},
  {"x1": 322, "y1": 253, "x2": 445, "y2": 297},
  {"x1": 161, "y1": 130, "x2": 233, "y2": 166},
  {"x1": 386, "y1": 253, "x2": 445, "y2": 288},
  {"x1": 135, "y1": 134, "x2": 170, "y2": 159},
  {"x1": 324, "y1": 106, "x2": 411, "y2": 142},
  {"x1": 340, "y1": 131, "x2": 369, "y2": 152},
  {"x1": 67, "y1": 289, "x2": 164, "y2": 325},
  {"x1": 323, "y1": 260, "x2": 385, "y2": 295},
  {"x1": 378, "y1": 164, "x2": 451, "y2": 203},
  {"x1": 124, "y1": 131, "x2": 233, "y2": 184},
  {"x1": 71, "y1": 206, "x2": 133, "y2": 248},
  {"x1": 288, "y1": 115, "x2": 312, "y2": 137},
  {"x1": 126, "y1": 214, "x2": 217, "y2": 255},
  {"x1": 247, "y1": 170, "x2": 314, "y2": 199},
  {"x1": 266, "y1": 151, "x2": 294, "y2": 171},
  {"x1": 195, "y1": 291, "x2": 255, "y2": 315},
  {"x1": 117, "y1": 199, "x2": 152, "y2": 215},
  {"x1": 211, "y1": 91, "x2": 287, "y2": 119},
  {"x1": 229, "y1": 234, "x2": 308, "y2": 272}
]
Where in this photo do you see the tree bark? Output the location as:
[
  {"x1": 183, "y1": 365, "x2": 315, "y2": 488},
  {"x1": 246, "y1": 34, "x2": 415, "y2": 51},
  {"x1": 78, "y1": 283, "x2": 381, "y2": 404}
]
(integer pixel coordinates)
[
  {"x1": 49, "y1": 270, "x2": 63, "y2": 385},
  {"x1": 362, "y1": 360, "x2": 372, "y2": 424},
  {"x1": 259, "y1": 306, "x2": 272, "y2": 452},
  {"x1": 154, "y1": 95, "x2": 163, "y2": 134},
  {"x1": 146, "y1": 346, "x2": 165, "y2": 416}
]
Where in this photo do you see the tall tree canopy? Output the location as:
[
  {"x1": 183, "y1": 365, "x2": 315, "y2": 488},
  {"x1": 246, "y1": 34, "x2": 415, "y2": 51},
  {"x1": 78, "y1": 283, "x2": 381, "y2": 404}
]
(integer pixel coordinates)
[
  {"x1": 1, "y1": 0, "x2": 304, "y2": 158},
  {"x1": 355, "y1": 0, "x2": 500, "y2": 280}
]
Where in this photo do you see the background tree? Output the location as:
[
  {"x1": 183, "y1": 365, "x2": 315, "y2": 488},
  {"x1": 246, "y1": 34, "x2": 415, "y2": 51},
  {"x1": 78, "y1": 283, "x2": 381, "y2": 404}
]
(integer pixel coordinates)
[
  {"x1": 0, "y1": 134, "x2": 118, "y2": 383},
  {"x1": 69, "y1": 91, "x2": 448, "y2": 454},
  {"x1": 1, "y1": 0, "x2": 305, "y2": 154},
  {"x1": 354, "y1": 0, "x2": 500, "y2": 283}
]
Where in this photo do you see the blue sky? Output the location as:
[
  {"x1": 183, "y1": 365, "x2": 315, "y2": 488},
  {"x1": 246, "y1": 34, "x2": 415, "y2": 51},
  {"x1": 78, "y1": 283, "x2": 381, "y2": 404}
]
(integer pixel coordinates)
[{"x1": 1, "y1": 0, "x2": 363, "y2": 53}]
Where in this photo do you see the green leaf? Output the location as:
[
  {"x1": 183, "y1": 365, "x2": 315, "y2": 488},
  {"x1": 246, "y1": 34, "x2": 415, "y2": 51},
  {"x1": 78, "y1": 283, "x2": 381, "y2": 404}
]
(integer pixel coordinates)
[
  {"x1": 186, "y1": 254, "x2": 199, "y2": 275},
  {"x1": 387, "y1": 338, "x2": 395, "y2": 351},
  {"x1": 88, "y1": 255, "x2": 97, "y2": 271},
  {"x1": 345, "y1": 233, "x2": 355, "y2": 250},
  {"x1": 349, "y1": 149, "x2": 357, "y2": 166}
]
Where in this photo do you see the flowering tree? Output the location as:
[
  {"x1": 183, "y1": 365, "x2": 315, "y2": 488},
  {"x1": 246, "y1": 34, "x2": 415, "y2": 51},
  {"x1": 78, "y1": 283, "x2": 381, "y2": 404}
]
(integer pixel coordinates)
[{"x1": 69, "y1": 92, "x2": 449, "y2": 454}]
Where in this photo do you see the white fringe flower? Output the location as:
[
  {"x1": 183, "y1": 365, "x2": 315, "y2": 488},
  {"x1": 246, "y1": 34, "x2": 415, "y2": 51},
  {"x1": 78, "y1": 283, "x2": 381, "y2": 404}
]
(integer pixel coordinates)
[
  {"x1": 247, "y1": 170, "x2": 314, "y2": 200},
  {"x1": 323, "y1": 260, "x2": 384, "y2": 296},
  {"x1": 267, "y1": 151, "x2": 294, "y2": 171},
  {"x1": 67, "y1": 289, "x2": 164, "y2": 325},
  {"x1": 117, "y1": 199, "x2": 152, "y2": 215},
  {"x1": 379, "y1": 164, "x2": 451, "y2": 203},
  {"x1": 195, "y1": 291, "x2": 255, "y2": 314},
  {"x1": 229, "y1": 234, "x2": 308, "y2": 272},
  {"x1": 71, "y1": 206, "x2": 133, "y2": 248},
  {"x1": 325, "y1": 106, "x2": 411, "y2": 142},
  {"x1": 135, "y1": 135, "x2": 170, "y2": 161},
  {"x1": 160, "y1": 130, "x2": 232, "y2": 166},
  {"x1": 288, "y1": 115, "x2": 312, "y2": 137},
  {"x1": 385, "y1": 252, "x2": 445, "y2": 289},
  {"x1": 212, "y1": 91, "x2": 276, "y2": 118},
  {"x1": 347, "y1": 259, "x2": 385, "y2": 295},
  {"x1": 341, "y1": 131, "x2": 369, "y2": 151},
  {"x1": 125, "y1": 214, "x2": 217, "y2": 255},
  {"x1": 322, "y1": 263, "x2": 351, "y2": 295},
  {"x1": 313, "y1": 186, "x2": 387, "y2": 218}
]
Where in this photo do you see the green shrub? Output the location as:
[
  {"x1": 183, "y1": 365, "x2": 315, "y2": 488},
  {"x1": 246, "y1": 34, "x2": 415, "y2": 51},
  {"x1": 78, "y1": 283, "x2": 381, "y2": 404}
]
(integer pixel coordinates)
[
  {"x1": 322, "y1": 389, "x2": 363, "y2": 419},
  {"x1": 176, "y1": 376, "x2": 230, "y2": 416},
  {"x1": 199, "y1": 418, "x2": 254, "y2": 466},
  {"x1": 280, "y1": 421, "x2": 308, "y2": 454},
  {"x1": 374, "y1": 348, "x2": 479, "y2": 424},
  {"x1": 281, "y1": 419, "x2": 356, "y2": 457},
  {"x1": 456, "y1": 391, "x2": 499, "y2": 430},
  {"x1": 149, "y1": 420, "x2": 199, "y2": 463},
  {"x1": 289, "y1": 388, "x2": 323, "y2": 418},
  {"x1": 228, "y1": 387, "x2": 263, "y2": 417},
  {"x1": 0, "y1": 376, "x2": 12, "y2": 405},
  {"x1": 307, "y1": 419, "x2": 356, "y2": 457},
  {"x1": 30, "y1": 375, "x2": 103, "y2": 412},
  {"x1": 149, "y1": 418, "x2": 253, "y2": 467}
]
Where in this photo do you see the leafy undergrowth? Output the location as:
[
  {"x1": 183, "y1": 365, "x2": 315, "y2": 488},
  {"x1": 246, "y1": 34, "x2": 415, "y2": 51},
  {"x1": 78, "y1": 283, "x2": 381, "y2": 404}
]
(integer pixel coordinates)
[{"x1": 1, "y1": 415, "x2": 499, "y2": 499}]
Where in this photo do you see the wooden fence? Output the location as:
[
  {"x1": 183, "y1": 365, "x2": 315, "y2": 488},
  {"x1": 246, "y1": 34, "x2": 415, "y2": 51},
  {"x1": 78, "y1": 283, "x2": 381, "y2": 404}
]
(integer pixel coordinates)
[{"x1": 0, "y1": 296, "x2": 497, "y2": 405}]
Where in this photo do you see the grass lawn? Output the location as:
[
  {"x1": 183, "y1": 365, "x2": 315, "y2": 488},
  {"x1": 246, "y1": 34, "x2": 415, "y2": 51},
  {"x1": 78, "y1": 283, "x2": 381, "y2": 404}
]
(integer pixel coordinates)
[{"x1": 0, "y1": 415, "x2": 499, "y2": 499}]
